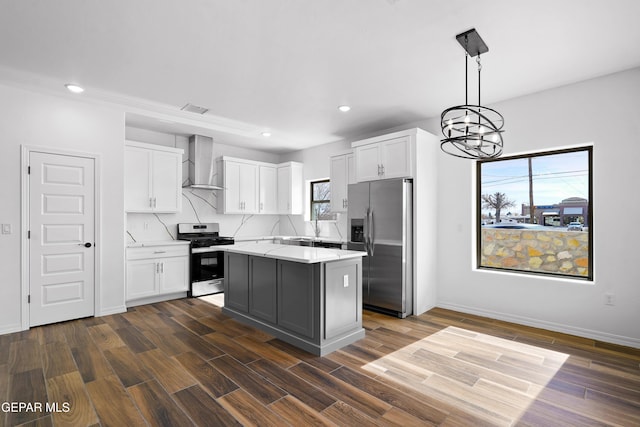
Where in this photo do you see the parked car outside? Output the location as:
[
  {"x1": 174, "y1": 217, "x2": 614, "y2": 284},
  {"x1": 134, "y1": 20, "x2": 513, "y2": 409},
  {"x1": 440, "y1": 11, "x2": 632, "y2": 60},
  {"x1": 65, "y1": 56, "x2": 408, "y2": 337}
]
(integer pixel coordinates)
[
  {"x1": 483, "y1": 223, "x2": 545, "y2": 230},
  {"x1": 567, "y1": 221, "x2": 583, "y2": 231}
]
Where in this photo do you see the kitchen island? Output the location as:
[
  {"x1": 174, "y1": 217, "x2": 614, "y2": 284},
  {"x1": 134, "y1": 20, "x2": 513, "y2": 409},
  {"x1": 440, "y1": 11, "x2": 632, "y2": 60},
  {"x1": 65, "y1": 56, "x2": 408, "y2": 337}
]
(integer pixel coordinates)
[{"x1": 221, "y1": 243, "x2": 367, "y2": 356}]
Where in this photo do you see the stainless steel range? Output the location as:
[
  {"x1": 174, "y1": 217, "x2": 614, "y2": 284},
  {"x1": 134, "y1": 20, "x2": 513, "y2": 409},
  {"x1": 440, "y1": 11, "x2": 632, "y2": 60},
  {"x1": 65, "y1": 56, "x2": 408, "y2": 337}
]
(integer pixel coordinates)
[{"x1": 177, "y1": 223, "x2": 234, "y2": 297}]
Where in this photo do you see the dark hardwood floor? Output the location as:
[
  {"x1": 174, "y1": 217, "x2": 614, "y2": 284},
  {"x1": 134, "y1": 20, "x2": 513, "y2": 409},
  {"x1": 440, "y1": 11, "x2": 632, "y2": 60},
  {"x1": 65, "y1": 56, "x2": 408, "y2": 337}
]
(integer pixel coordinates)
[{"x1": 1, "y1": 296, "x2": 639, "y2": 426}]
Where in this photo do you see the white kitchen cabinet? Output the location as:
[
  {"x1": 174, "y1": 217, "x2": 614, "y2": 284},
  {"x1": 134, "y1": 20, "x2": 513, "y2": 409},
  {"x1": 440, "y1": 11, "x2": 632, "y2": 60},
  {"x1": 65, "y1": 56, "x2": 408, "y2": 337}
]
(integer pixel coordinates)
[
  {"x1": 125, "y1": 141, "x2": 183, "y2": 213},
  {"x1": 126, "y1": 244, "x2": 189, "y2": 304},
  {"x1": 353, "y1": 135, "x2": 412, "y2": 182},
  {"x1": 277, "y1": 162, "x2": 304, "y2": 215},
  {"x1": 222, "y1": 157, "x2": 259, "y2": 214},
  {"x1": 258, "y1": 164, "x2": 278, "y2": 214},
  {"x1": 329, "y1": 152, "x2": 355, "y2": 212}
]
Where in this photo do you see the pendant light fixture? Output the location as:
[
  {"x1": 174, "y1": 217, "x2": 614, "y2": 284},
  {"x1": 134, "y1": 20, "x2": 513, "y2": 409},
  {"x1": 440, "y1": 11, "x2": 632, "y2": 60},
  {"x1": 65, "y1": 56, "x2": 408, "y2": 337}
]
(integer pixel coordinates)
[{"x1": 440, "y1": 28, "x2": 504, "y2": 159}]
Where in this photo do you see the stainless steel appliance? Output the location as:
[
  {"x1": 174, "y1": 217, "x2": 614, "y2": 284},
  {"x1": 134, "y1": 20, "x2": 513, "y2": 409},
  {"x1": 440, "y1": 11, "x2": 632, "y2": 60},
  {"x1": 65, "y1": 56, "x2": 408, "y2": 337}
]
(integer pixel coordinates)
[
  {"x1": 347, "y1": 178, "x2": 413, "y2": 318},
  {"x1": 177, "y1": 223, "x2": 234, "y2": 297}
]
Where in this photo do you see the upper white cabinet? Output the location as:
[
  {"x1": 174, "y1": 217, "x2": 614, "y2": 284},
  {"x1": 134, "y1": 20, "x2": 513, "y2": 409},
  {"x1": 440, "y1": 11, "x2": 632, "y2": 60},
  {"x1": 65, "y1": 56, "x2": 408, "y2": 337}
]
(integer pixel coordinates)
[
  {"x1": 259, "y1": 164, "x2": 278, "y2": 214},
  {"x1": 221, "y1": 157, "x2": 303, "y2": 215},
  {"x1": 125, "y1": 141, "x2": 183, "y2": 213},
  {"x1": 353, "y1": 135, "x2": 412, "y2": 182},
  {"x1": 222, "y1": 157, "x2": 259, "y2": 214},
  {"x1": 329, "y1": 152, "x2": 355, "y2": 212},
  {"x1": 277, "y1": 162, "x2": 304, "y2": 215}
]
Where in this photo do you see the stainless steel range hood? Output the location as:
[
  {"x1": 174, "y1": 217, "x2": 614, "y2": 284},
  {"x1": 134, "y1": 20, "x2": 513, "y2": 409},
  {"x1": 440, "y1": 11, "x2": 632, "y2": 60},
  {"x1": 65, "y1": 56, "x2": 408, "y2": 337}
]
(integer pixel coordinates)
[{"x1": 184, "y1": 135, "x2": 224, "y2": 190}]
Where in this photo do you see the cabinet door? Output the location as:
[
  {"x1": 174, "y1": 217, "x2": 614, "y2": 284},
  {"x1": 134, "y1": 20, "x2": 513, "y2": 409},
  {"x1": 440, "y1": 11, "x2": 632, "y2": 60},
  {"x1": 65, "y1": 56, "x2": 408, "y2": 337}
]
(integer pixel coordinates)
[
  {"x1": 225, "y1": 253, "x2": 249, "y2": 313},
  {"x1": 239, "y1": 162, "x2": 259, "y2": 213},
  {"x1": 355, "y1": 143, "x2": 382, "y2": 182},
  {"x1": 347, "y1": 153, "x2": 356, "y2": 185},
  {"x1": 330, "y1": 155, "x2": 347, "y2": 213},
  {"x1": 249, "y1": 256, "x2": 277, "y2": 323},
  {"x1": 380, "y1": 136, "x2": 411, "y2": 179},
  {"x1": 126, "y1": 259, "x2": 158, "y2": 300},
  {"x1": 152, "y1": 150, "x2": 182, "y2": 213},
  {"x1": 124, "y1": 146, "x2": 152, "y2": 212},
  {"x1": 258, "y1": 165, "x2": 277, "y2": 214},
  {"x1": 277, "y1": 163, "x2": 303, "y2": 214},
  {"x1": 159, "y1": 256, "x2": 189, "y2": 293},
  {"x1": 223, "y1": 161, "x2": 242, "y2": 214},
  {"x1": 277, "y1": 165, "x2": 290, "y2": 214},
  {"x1": 277, "y1": 260, "x2": 315, "y2": 339}
]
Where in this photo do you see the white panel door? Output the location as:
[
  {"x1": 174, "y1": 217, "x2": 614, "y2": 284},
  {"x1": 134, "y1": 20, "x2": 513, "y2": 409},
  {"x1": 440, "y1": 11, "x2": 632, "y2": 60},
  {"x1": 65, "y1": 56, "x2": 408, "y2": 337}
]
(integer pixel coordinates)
[{"x1": 29, "y1": 152, "x2": 95, "y2": 327}]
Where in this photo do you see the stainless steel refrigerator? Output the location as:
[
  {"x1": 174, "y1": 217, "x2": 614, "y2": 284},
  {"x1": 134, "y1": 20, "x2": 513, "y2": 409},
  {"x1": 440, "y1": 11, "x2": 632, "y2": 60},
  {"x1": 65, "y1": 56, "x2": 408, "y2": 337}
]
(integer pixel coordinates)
[{"x1": 347, "y1": 178, "x2": 413, "y2": 318}]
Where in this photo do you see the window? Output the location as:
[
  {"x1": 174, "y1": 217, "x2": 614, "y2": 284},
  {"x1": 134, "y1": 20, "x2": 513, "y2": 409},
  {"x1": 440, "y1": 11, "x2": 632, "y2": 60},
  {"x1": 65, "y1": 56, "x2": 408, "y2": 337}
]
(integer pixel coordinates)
[
  {"x1": 310, "y1": 179, "x2": 332, "y2": 220},
  {"x1": 477, "y1": 147, "x2": 592, "y2": 280}
]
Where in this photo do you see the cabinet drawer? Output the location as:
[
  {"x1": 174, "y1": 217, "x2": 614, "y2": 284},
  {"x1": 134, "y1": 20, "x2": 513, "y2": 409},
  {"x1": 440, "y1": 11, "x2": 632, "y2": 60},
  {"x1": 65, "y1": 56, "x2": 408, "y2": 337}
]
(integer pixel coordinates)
[{"x1": 126, "y1": 245, "x2": 189, "y2": 260}]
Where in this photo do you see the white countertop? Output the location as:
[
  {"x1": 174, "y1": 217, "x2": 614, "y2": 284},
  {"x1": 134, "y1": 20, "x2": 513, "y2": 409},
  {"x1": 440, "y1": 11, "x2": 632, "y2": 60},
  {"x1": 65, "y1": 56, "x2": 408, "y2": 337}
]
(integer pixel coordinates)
[
  {"x1": 221, "y1": 242, "x2": 366, "y2": 264},
  {"x1": 127, "y1": 240, "x2": 190, "y2": 248},
  {"x1": 235, "y1": 235, "x2": 346, "y2": 244}
]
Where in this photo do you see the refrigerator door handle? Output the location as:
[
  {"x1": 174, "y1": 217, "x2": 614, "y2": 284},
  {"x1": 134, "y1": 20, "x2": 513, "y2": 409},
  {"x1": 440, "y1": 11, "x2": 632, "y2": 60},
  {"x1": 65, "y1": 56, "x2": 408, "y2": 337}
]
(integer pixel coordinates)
[
  {"x1": 369, "y1": 209, "x2": 376, "y2": 256},
  {"x1": 363, "y1": 208, "x2": 370, "y2": 255}
]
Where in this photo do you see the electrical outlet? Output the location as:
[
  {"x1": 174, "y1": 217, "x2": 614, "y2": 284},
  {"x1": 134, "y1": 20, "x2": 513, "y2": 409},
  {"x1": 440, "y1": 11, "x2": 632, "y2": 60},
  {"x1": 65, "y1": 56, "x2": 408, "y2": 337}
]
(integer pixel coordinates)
[
  {"x1": 1, "y1": 224, "x2": 11, "y2": 234},
  {"x1": 604, "y1": 293, "x2": 615, "y2": 306},
  {"x1": 343, "y1": 274, "x2": 349, "y2": 287}
]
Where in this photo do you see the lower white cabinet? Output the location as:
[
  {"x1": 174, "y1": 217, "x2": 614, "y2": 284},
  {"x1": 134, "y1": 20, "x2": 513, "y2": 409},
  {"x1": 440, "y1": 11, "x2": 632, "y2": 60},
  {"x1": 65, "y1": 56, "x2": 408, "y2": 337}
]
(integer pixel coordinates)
[{"x1": 126, "y1": 244, "x2": 189, "y2": 303}]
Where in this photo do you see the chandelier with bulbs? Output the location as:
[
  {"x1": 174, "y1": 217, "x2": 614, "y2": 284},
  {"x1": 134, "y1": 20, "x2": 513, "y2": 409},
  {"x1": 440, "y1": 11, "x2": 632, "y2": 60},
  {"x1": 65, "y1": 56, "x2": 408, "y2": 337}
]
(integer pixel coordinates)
[{"x1": 440, "y1": 28, "x2": 504, "y2": 159}]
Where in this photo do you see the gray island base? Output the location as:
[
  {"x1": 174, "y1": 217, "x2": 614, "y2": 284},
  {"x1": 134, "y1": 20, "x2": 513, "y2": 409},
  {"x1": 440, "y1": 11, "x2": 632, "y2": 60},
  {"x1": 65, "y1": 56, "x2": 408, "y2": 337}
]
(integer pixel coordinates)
[{"x1": 221, "y1": 243, "x2": 367, "y2": 356}]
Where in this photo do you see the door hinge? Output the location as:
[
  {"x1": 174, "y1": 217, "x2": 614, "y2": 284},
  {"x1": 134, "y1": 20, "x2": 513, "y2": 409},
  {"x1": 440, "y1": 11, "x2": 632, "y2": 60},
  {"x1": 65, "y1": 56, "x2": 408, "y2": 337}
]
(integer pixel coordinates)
[
  {"x1": 27, "y1": 166, "x2": 31, "y2": 174},
  {"x1": 28, "y1": 295, "x2": 30, "y2": 303},
  {"x1": 27, "y1": 230, "x2": 30, "y2": 239}
]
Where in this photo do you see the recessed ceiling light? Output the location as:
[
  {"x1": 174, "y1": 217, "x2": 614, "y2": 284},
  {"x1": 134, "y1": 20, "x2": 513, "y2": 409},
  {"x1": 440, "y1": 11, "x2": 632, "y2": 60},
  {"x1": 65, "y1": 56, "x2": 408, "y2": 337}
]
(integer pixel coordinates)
[
  {"x1": 338, "y1": 105, "x2": 351, "y2": 112},
  {"x1": 65, "y1": 84, "x2": 84, "y2": 94},
  {"x1": 261, "y1": 132, "x2": 272, "y2": 137}
]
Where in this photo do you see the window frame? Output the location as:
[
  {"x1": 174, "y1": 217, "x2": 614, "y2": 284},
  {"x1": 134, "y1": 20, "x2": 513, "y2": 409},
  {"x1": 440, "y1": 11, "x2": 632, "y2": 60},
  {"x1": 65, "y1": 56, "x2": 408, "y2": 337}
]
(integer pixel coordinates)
[
  {"x1": 310, "y1": 179, "x2": 332, "y2": 221},
  {"x1": 476, "y1": 146, "x2": 593, "y2": 281}
]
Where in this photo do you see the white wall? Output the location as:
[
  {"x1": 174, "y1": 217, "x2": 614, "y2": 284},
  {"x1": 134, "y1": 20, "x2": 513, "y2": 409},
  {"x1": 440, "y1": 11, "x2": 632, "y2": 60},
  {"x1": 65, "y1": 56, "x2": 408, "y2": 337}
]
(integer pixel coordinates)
[
  {"x1": 0, "y1": 84, "x2": 126, "y2": 333},
  {"x1": 424, "y1": 67, "x2": 640, "y2": 347}
]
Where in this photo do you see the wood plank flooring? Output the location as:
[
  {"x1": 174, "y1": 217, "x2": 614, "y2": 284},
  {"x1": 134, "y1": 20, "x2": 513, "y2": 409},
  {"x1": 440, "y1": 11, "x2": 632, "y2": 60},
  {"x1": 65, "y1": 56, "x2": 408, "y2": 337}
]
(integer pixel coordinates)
[{"x1": 1, "y1": 297, "x2": 639, "y2": 426}]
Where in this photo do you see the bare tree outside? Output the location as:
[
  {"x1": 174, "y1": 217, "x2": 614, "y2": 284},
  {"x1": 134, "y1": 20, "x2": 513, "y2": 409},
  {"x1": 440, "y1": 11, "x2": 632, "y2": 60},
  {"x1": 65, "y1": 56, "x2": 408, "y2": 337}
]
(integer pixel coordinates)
[
  {"x1": 481, "y1": 192, "x2": 515, "y2": 224},
  {"x1": 311, "y1": 180, "x2": 332, "y2": 220}
]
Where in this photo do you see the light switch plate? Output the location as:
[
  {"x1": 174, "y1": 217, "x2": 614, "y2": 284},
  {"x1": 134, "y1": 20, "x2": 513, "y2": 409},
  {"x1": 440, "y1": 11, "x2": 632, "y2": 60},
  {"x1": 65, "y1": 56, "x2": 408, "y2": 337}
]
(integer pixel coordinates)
[
  {"x1": 1, "y1": 224, "x2": 11, "y2": 234},
  {"x1": 343, "y1": 274, "x2": 349, "y2": 287}
]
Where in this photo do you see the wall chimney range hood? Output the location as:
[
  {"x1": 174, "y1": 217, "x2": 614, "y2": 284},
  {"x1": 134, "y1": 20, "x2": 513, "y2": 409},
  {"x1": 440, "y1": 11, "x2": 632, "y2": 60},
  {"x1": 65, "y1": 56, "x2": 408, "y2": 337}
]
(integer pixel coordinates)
[{"x1": 184, "y1": 135, "x2": 224, "y2": 190}]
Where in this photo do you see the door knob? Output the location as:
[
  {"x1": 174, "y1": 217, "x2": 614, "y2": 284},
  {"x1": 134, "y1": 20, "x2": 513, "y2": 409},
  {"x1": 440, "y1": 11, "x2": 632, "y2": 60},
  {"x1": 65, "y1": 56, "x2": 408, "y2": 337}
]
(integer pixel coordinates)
[{"x1": 81, "y1": 242, "x2": 92, "y2": 248}]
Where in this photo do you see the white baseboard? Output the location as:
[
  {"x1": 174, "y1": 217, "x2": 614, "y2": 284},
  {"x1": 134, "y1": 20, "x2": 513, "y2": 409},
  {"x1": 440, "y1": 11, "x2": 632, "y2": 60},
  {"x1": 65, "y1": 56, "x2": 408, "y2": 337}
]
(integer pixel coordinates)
[
  {"x1": 437, "y1": 302, "x2": 640, "y2": 349},
  {"x1": 0, "y1": 323, "x2": 24, "y2": 336},
  {"x1": 96, "y1": 305, "x2": 127, "y2": 317}
]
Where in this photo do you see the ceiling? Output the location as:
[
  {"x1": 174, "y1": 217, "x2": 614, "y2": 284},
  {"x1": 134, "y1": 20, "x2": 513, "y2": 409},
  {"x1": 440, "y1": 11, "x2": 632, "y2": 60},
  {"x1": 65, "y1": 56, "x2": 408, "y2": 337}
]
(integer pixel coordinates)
[{"x1": 1, "y1": 0, "x2": 640, "y2": 153}]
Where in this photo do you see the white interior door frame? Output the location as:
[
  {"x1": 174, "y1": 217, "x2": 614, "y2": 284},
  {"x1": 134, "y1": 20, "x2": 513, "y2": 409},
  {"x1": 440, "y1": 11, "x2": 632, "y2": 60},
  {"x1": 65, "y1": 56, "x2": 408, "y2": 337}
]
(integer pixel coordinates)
[{"x1": 20, "y1": 145, "x2": 102, "y2": 330}]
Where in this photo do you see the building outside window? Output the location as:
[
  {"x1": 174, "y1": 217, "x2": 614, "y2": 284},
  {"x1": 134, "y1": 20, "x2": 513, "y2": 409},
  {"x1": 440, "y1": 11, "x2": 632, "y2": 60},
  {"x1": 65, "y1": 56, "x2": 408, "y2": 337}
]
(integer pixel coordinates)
[{"x1": 477, "y1": 147, "x2": 592, "y2": 280}]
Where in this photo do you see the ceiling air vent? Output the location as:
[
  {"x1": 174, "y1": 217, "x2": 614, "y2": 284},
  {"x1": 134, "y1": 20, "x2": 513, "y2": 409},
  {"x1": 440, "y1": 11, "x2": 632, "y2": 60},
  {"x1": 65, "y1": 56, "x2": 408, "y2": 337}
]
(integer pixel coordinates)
[{"x1": 181, "y1": 103, "x2": 209, "y2": 115}]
